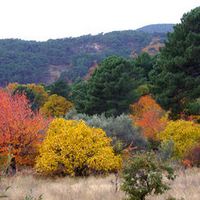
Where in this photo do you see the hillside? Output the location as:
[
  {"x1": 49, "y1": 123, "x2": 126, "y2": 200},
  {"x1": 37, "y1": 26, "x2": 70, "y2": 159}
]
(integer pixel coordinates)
[
  {"x1": 137, "y1": 24, "x2": 175, "y2": 33},
  {"x1": 0, "y1": 24, "x2": 174, "y2": 86}
]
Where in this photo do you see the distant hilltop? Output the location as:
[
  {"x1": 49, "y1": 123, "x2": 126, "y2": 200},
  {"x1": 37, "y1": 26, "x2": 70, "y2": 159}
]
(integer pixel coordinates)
[
  {"x1": 136, "y1": 24, "x2": 175, "y2": 33},
  {"x1": 0, "y1": 24, "x2": 174, "y2": 85}
]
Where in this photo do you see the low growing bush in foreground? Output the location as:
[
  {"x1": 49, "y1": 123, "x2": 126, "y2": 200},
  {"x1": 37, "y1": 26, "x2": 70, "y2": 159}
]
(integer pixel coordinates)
[
  {"x1": 36, "y1": 118, "x2": 122, "y2": 176},
  {"x1": 122, "y1": 152, "x2": 175, "y2": 200}
]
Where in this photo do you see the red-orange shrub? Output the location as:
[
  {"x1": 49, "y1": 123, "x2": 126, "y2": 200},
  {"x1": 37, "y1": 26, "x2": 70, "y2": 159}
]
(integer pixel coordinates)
[{"x1": 130, "y1": 95, "x2": 167, "y2": 139}]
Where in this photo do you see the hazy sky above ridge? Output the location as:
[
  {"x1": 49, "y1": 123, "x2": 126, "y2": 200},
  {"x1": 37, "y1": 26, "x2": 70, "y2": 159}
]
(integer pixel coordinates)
[{"x1": 0, "y1": 0, "x2": 199, "y2": 41}]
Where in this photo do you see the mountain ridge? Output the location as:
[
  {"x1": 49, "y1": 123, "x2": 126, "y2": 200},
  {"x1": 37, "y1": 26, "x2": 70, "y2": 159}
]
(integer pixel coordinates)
[{"x1": 136, "y1": 23, "x2": 175, "y2": 33}]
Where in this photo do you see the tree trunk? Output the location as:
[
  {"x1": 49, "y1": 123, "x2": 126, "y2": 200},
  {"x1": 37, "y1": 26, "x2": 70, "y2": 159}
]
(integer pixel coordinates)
[{"x1": 6, "y1": 157, "x2": 16, "y2": 176}]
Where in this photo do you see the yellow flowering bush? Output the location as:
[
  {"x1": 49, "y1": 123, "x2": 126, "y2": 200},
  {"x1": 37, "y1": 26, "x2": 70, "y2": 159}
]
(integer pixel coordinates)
[
  {"x1": 40, "y1": 94, "x2": 73, "y2": 117},
  {"x1": 35, "y1": 118, "x2": 122, "y2": 176},
  {"x1": 158, "y1": 120, "x2": 200, "y2": 158}
]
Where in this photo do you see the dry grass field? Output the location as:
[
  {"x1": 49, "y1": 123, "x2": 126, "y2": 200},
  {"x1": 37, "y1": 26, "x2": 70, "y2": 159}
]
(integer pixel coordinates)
[
  {"x1": 0, "y1": 168, "x2": 200, "y2": 200},
  {"x1": 147, "y1": 168, "x2": 200, "y2": 200}
]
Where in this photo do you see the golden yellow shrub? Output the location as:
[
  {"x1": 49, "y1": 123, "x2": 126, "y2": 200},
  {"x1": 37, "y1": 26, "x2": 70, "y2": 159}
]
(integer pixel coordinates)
[
  {"x1": 35, "y1": 118, "x2": 122, "y2": 176},
  {"x1": 40, "y1": 94, "x2": 73, "y2": 117},
  {"x1": 158, "y1": 120, "x2": 200, "y2": 158}
]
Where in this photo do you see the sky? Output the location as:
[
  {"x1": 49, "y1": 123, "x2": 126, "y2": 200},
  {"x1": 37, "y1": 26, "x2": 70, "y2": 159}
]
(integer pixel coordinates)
[{"x1": 0, "y1": 0, "x2": 199, "y2": 41}]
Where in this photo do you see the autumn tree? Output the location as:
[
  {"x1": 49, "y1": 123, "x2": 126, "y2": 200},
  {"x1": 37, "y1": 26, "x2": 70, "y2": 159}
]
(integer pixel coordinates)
[
  {"x1": 36, "y1": 118, "x2": 122, "y2": 176},
  {"x1": 130, "y1": 95, "x2": 167, "y2": 140},
  {"x1": 40, "y1": 94, "x2": 73, "y2": 117},
  {"x1": 0, "y1": 89, "x2": 50, "y2": 166}
]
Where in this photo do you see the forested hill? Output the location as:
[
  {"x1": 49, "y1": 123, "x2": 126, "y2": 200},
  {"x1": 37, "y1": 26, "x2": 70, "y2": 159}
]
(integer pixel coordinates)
[{"x1": 0, "y1": 24, "x2": 174, "y2": 86}]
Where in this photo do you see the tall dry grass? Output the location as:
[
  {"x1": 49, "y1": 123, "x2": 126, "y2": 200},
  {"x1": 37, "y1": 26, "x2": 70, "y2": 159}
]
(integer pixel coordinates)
[
  {"x1": 0, "y1": 168, "x2": 200, "y2": 200},
  {"x1": 1, "y1": 173, "x2": 124, "y2": 200},
  {"x1": 147, "y1": 168, "x2": 200, "y2": 200}
]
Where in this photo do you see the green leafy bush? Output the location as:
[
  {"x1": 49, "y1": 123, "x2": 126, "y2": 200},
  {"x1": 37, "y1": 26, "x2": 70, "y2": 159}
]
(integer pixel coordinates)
[{"x1": 122, "y1": 152, "x2": 175, "y2": 200}]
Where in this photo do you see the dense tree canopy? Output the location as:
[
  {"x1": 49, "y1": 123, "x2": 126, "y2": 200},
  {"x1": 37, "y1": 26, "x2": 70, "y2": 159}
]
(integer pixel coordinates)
[
  {"x1": 70, "y1": 80, "x2": 88, "y2": 113},
  {"x1": 72, "y1": 56, "x2": 145, "y2": 116},
  {"x1": 134, "y1": 52, "x2": 156, "y2": 78},
  {"x1": 46, "y1": 80, "x2": 70, "y2": 99},
  {"x1": 150, "y1": 7, "x2": 200, "y2": 118}
]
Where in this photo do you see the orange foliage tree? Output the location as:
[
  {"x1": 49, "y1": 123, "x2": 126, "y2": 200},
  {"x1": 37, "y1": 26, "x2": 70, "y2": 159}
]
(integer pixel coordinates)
[
  {"x1": 0, "y1": 89, "x2": 50, "y2": 166},
  {"x1": 130, "y1": 95, "x2": 167, "y2": 139}
]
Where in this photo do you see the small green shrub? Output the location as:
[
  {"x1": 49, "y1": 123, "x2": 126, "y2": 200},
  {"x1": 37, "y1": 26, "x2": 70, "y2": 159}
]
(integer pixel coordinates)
[{"x1": 122, "y1": 152, "x2": 175, "y2": 200}]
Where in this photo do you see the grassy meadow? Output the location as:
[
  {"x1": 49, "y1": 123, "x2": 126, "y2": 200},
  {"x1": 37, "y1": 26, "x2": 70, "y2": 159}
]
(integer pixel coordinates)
[{"x1": 0, "y1": 168, "x2": 200, "y2": 200}]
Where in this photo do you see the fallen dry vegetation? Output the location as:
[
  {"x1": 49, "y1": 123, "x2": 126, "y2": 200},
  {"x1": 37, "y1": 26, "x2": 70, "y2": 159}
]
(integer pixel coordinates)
[{"x1": 0, "y1": 168, "x2": 200, "y2": 200}]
